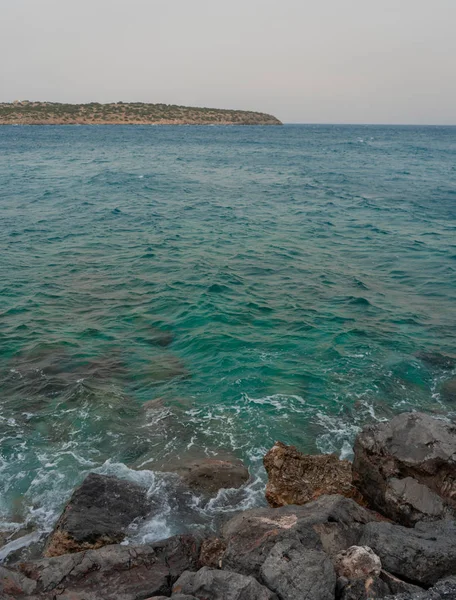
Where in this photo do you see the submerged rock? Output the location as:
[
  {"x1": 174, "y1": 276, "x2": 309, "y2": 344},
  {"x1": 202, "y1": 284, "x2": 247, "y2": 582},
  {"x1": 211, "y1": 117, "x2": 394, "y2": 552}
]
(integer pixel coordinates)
[
  {"x1": 264, "y1": 441, "x2": 363, "y2": 507},
  {"x1": 440, "y1": 377, "x2": 456, "y2": 403},
  {"x1": 173, "y1": 567, "x2": 277, "y2": 600},
  {"x1": 416, "y1": 351, "x2": 456, "y2": 370},
  {"x1": 45, "y1": 473, "x2": 152, "y2": 557},
  {"x1": 178, "y1": 458, "x2": 250, "y2": 496},
  {"x1": 353, "y1": 412, "x2": 456, "y2": 525}
]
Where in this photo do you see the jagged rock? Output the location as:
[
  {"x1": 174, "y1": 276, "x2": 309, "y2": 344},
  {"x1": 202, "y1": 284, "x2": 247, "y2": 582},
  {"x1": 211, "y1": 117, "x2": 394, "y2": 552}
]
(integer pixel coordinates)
[
  {"x1": 179, "y1": 458, "x2": 250, "y2": 495},
  {"x1": 353, "y1": 412, "x2": 456, "y2": 525},
  {"x1": 335, "y1": 545, "x2": 382, "y2": 579},
  {"x1": 221, "y1": 494, "x2": 380, "y2": 577},
  {"x1": 150, "y1": 597, "x2": 197, "y2": 600},
  {"x1": 441, "y1": 378, "x2": 456, "y2": 403},
  {"x1": 380, "y1": 576, "x2": 456, "y2": 599},
  {"x1": 260, "y1": 539, "x2": 336, "y2": 600},
  {"x1": 199, "y1": 537, "x2": 226, "y2": 568},
  {"x1": 45, "y1": 473, "x2": 153, "y2": 557},
  {"x1": 18, "y1": 534, "x2": 201, "y2": 600},
  {"x1": 383, "y1": 476, "x2": 450, "y2": 526},
  {"x1": 264, "y1": 441, "x2": 363, "y2": 507},
  {"x1": 0, "y1": 565, "x2": 37, "y2": 599},
  {"x1": 337, "y1": 570, "x2": 423, "y2": 600},
  {"x1": 172, "y1": 567, "x2": 277, "y2": 599},
  {"x1": 360, "y1": 519, "x2": 456, "y2": 586}
]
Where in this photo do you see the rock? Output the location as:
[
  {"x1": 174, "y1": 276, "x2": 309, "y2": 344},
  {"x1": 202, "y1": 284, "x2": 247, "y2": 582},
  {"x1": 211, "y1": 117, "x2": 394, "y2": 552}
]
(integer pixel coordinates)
[
  {"x1": 380, "y1": 577, "x2": 456, "y2": 599},
  {"x1": 172, "y1": 567, "x2": 277, "y2": 600},
  {"x1": 417, "y1": 352, "x2": 456, "y2": 370},
  {"x1": 199, "y1": 537, "x2": 226, "y2": 568},
  {"x1": 150, "y1": 597, "x2": 197, "y2": 600},
  {"x1": 179, "y1": 458, "x2": 250, "y2": 495},
  {"x1": 335, "y1": 545, "x2": 382, "y2": 579},
  {"x1": 441, "y1": 378, "x2": 456, "y2": 403},
  {"x1": 353, "y1": 412, "x2": 456, "y2": 525},
  {"x1": 360, "y1": 519, "x2": 456, "y2": 586},
  {"x1": 45, "y1": 473, "x2": 152, "y2": 557},
  {"x1": 384, "y1": 477, "x2": 450, "y2": 526},
  {"x1": 0, "y1": 565, "x2": 37, "y2": 599},
  {"x1": 222, "y1": 494, "x2": 380, "y2": 577},
  {"x1": 18, "y1": 534, "x2": 201, "y2": 599},
  {"x1": 337, "y1": 570, "x2": 424, "y2": 600},
  {"x1": 264, "y1": 441, "x2": 364, "y2": 507},
  {"x1": 338, "y1": 576, "x2": 391, "y2": 600},
  {"x1": 260, "y1": 539, "x2": 336, "y2": 600}
]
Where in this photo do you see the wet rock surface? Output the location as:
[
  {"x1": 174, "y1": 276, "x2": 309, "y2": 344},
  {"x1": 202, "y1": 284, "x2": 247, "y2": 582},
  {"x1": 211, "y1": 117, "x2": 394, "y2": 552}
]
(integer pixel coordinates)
[
  {"x1": 178, "y1": 458, "x2": 250, "y2": 495},
  {"x1": 441, "y1": 378, "x2": 456, "y2": 403},
  {"x1": 263, "y1": 441, "x2": 363, "y2": 507},
  {"x1": 353, "y1": 412, "x2": 456, "y2": 525},
  {"x1": 45, "y1": 473, "x2": 153, "y2": 557}
]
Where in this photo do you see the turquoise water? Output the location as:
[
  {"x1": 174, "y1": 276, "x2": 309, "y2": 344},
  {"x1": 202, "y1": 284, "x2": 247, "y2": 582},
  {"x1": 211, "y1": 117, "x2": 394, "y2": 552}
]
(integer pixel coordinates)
[{"x1": 0, "y1": 124, "x2": 455, "y2": 546}]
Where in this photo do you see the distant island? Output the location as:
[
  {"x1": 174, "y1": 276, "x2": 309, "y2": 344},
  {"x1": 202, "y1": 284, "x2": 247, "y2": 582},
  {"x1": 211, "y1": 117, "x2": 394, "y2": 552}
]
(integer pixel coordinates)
[{"x1": 0, "y1": 101, "x2": 282, "y2": 126}]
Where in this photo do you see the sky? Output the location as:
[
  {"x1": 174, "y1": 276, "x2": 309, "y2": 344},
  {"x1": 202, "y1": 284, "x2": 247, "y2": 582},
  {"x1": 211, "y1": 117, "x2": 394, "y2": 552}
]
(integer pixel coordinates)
[{"x1": 1, "y1": 0, "x2": 455, "y2": 124}]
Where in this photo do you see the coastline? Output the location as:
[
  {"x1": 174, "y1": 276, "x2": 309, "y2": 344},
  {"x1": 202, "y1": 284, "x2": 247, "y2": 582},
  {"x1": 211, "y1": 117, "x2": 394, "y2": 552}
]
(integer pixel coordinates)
[
  {"x1": 0, "y1": 101, "x2": 283, "y2": 126},
  {"x1": 1, "y1": 411, "x2": 455, "y2": 599}
]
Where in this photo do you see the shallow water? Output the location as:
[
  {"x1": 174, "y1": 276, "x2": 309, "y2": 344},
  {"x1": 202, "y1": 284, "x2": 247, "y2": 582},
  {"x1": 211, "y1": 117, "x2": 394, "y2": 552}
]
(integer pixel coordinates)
[{"x1": 0, "y1": 124, "x2": 455, "y2": 550}]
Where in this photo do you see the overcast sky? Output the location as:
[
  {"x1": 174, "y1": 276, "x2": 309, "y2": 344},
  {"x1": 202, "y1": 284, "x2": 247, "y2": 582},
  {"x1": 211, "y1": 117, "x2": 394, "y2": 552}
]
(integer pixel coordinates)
[{"x1": 1, "y1": 0, "x2": 455, "y2": 124}]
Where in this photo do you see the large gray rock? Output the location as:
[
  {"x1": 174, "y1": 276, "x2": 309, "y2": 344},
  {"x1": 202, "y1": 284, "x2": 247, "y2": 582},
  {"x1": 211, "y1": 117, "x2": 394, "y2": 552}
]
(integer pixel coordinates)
[
  {"x1": 338, "y1": 570, "x2": 423, "y2": 600},
  {"x1": 17, "y1": 534, "x2": 201, "y2": 599},
  {"x1": 353, "y1": 412, "x2": 456, "y2": 525},
  {"x1": 360, "y1": 519, "x2": 456, "y2": 586},
  {"x1": 0, "y1": 565, "x2": 37, "y2": 599},
  {"x1": 383, "y1": 477, "x2": 450, "y2": 526},
  {"x1": 260, "y1": 539, "x2": 336, "y2": 600},
  {"x1": 221, "y1": 494, "x2": 380, "y2": 577},
  {"x1": 45, "y1": 473, "x2": 153, "y2": 556},
  {"x1": 172, "y1": 567, "x2": 277, "y2": 600},
  {"x1": 380, "y1": 576, "x2": 456, "y2": 599}
]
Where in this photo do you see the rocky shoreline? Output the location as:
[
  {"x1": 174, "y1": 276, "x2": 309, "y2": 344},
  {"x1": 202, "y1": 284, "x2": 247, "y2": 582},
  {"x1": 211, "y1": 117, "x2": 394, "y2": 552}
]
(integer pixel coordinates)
[{"x1": 1, "y1": 411, "x2": 456, "y2": 600}]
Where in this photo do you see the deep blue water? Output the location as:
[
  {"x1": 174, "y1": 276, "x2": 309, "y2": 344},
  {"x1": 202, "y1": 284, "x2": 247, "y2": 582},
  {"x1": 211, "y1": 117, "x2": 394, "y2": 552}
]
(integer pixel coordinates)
[{"x1": 0, "y1": 124, "x2": 455, "y2": 550}]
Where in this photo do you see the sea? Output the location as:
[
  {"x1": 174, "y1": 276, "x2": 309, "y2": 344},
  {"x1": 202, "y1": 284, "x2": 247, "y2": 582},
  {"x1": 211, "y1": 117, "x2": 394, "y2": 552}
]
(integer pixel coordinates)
[{"x1": 0, "y1": 124, "x2": 455, "y2": 558}]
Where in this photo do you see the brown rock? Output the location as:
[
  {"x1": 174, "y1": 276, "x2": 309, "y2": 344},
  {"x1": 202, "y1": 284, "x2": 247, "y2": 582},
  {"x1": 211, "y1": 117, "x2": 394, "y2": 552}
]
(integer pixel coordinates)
[
  {"x1": 264, "y1": 442, "x2": 363, "y2": 507},
  {"x1": 199, "y1": 537, "x2": 226, "y2": 568},
  {"x1": 179, "y1": 458, "x2": 250, "y2": 495}
]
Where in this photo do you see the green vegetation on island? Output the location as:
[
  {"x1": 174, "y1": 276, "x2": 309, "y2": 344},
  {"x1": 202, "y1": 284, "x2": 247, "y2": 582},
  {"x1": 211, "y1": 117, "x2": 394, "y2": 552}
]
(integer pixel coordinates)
[{"x1": 0, "y1": 101, "x2": 282, "y2": 125}]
